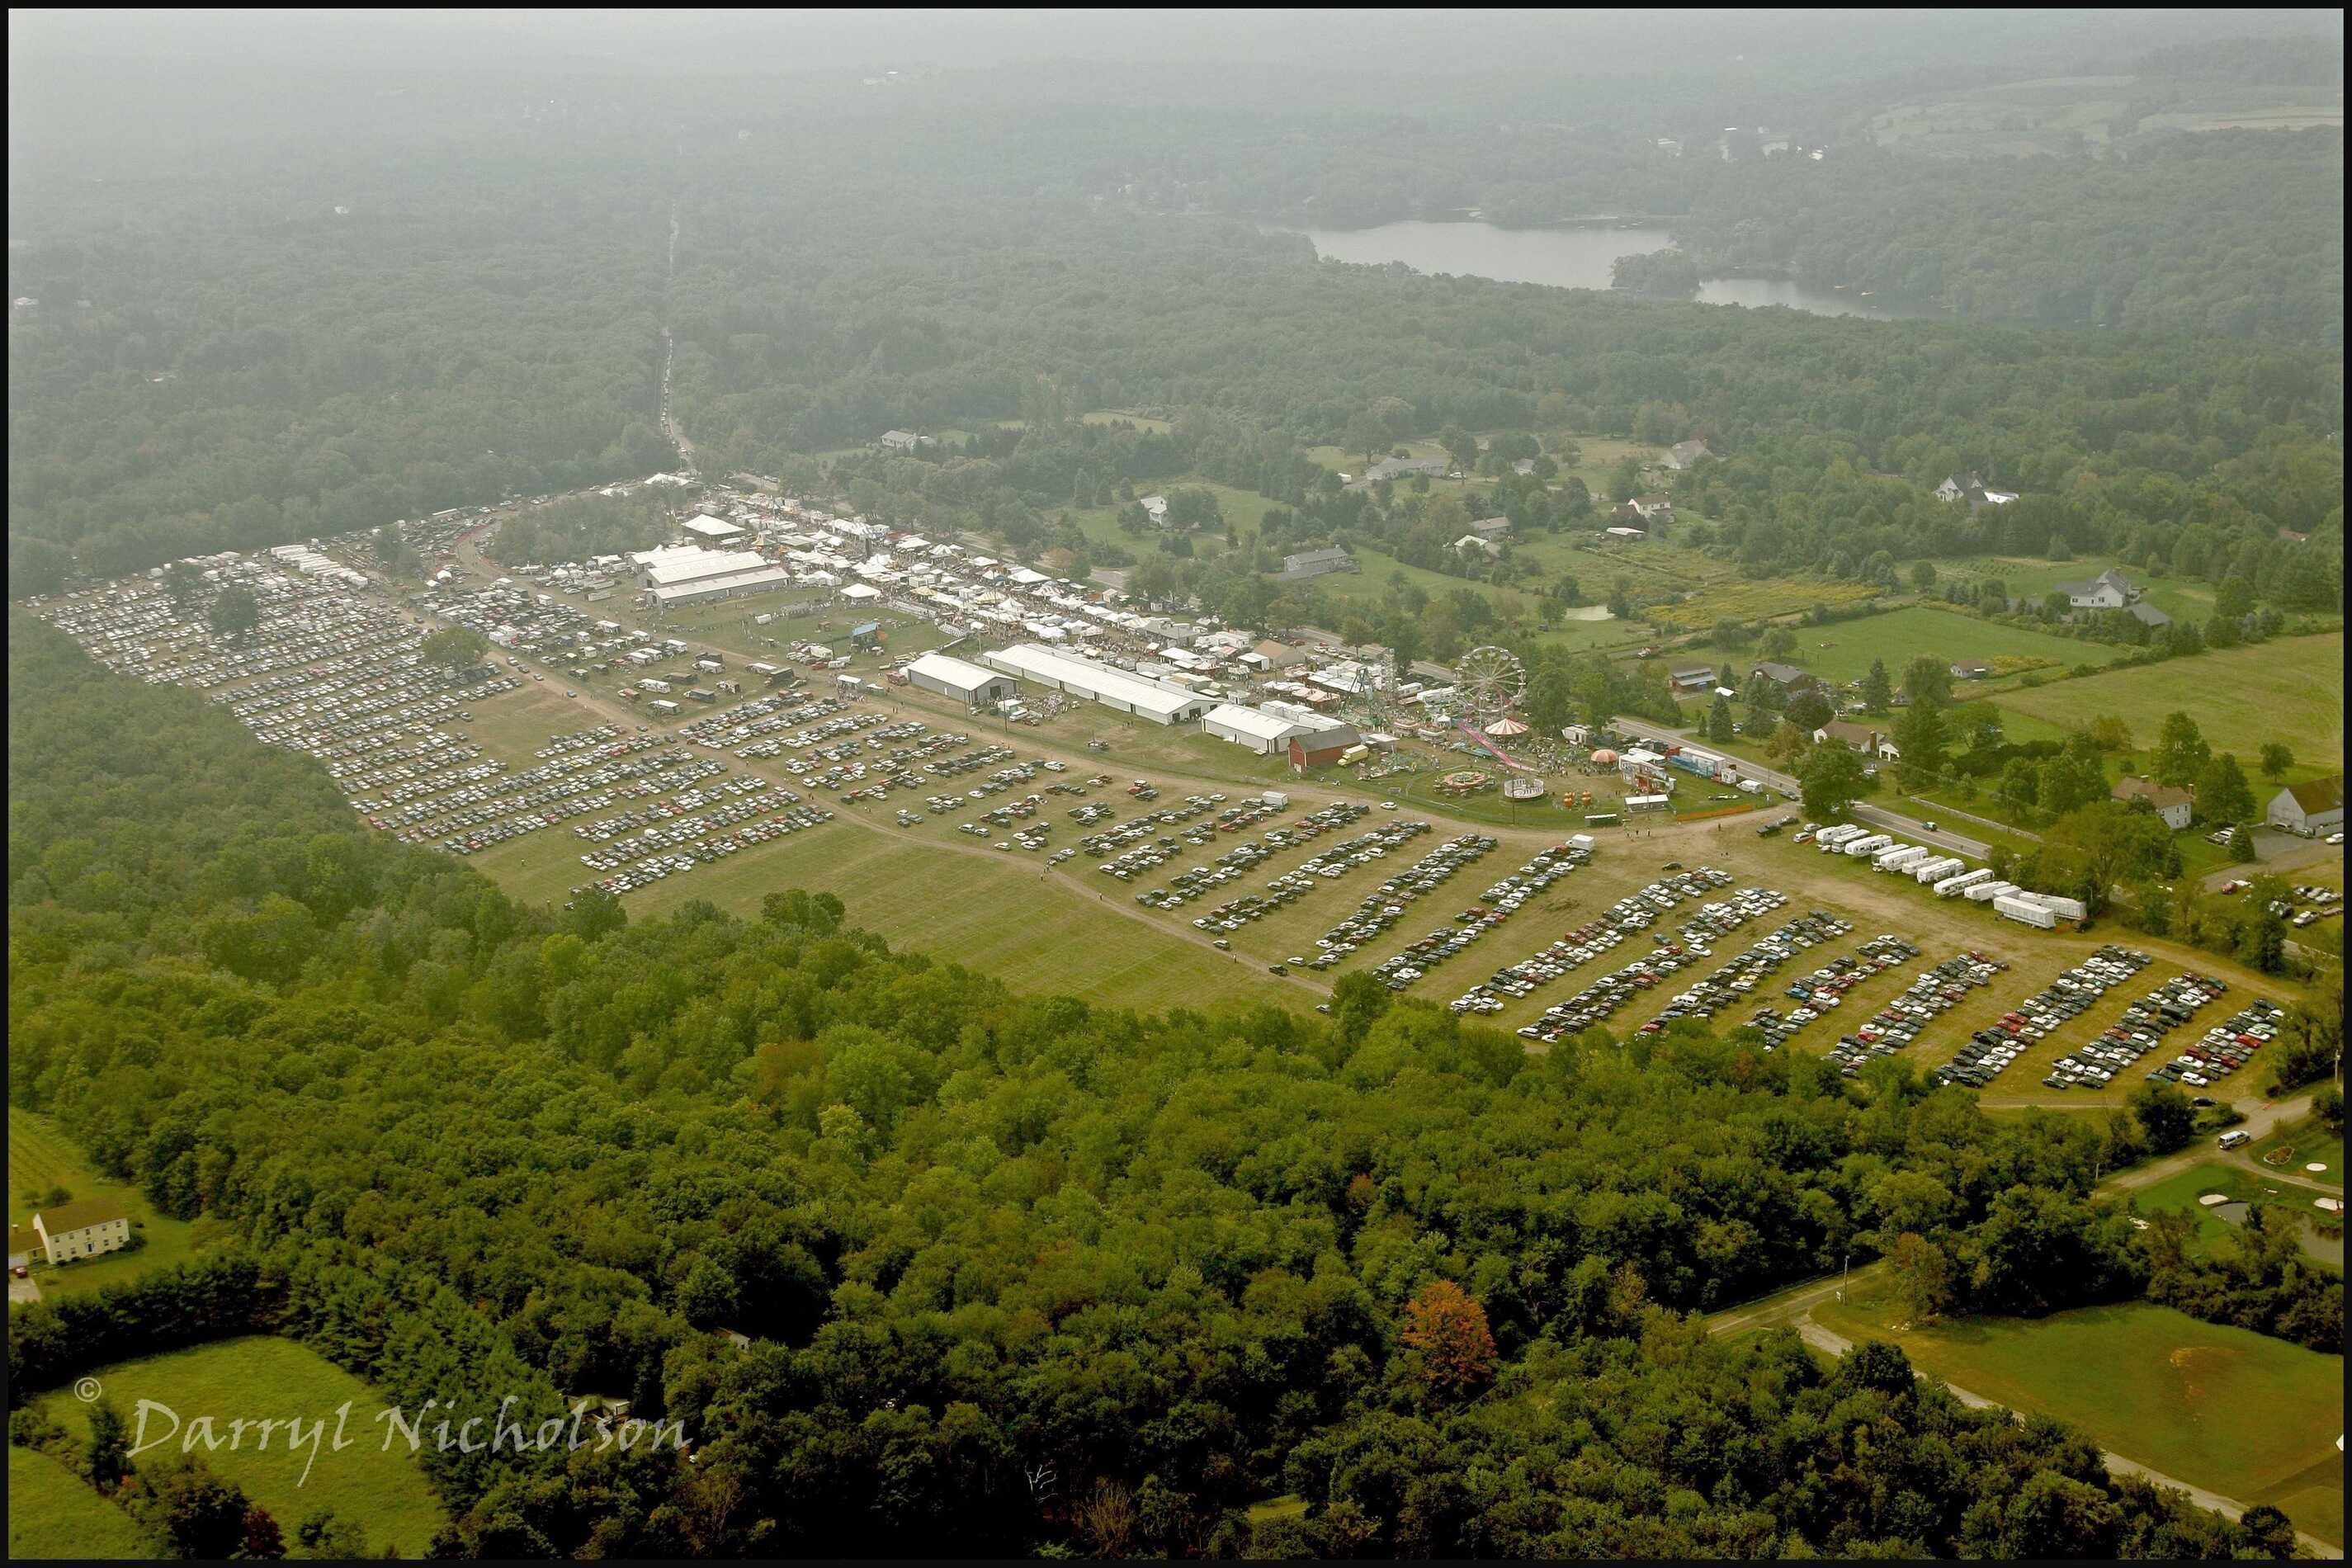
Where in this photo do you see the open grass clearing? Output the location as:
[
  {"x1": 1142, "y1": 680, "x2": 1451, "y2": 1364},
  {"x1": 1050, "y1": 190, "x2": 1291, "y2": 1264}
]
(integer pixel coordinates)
[
  {"x1": 1918, "y1": 555, "x2": 2226, "y2": 626},
  {"x1": 8, "y1": 1108, "x2": 209, "y2": 1299},
  {"x1": 30, "y1": 1337, "x2": 448, "y2": 1558},
  {"x1": 1991, "y1": 635, "x2": 2345, "y2": 773},
  {"x1": 1813, "y1": 1289, "x2": 2342, "y2": 1546},
  {"x1": 7, "y1": 1446, "x2": 161, "y2": 1560},
  {"x1": 1687, "y1": 603, "x2": 2115, "y2": 688}
]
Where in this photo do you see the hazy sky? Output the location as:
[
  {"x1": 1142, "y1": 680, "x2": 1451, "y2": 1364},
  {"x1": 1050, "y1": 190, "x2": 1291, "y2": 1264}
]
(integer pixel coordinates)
[{"x1": 11, "y1": 7, "x2": 2340, "y2": 78}]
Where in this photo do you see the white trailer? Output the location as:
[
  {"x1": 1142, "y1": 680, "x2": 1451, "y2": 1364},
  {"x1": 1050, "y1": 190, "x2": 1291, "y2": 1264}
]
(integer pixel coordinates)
[
  {"x1": 1816, "y1": 824, "x2": 1867, "y2": 847},
  {"x1": 1994, "y1": 895, "x2": 2058, "y2": 929},
  {"x1": 1912, "y1": 857, "x2": 1964, "y2": 884},
  {"x1": 1936, "y1": 867, "x2": 1995, "y2": 897},
  {"x1": 1844, "y1": 834, "x2": 1893, "y2": 857},
  {"x1": 1876, "y1": 844, "x2": 1929, "y2": 871},
  {"x1": 1964, "y1": 880, "x2": 2017, "y2": 903},
  {"x1": 1568, "y1": 833, "x2": 1597, "y2": 852},
  {"x1": 2019, "y1": 892, "x2": 2088, "y2": 921},
  {"x1": 1261, "y1": 791, "x2": 1290, "y2": 810}
]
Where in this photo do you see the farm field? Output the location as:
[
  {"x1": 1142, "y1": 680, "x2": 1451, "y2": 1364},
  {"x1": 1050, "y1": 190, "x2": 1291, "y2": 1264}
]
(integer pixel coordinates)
[
  {"x1": 7, "y1": 1108, "x2": 206, "y2": 1299},
  {"x1": 1869, "y1": 76, "x2": 2339, "y2": 158},
  {"x1": 8, "y1": 1446, "x2": 160, "y2": 1560},
  {"x1": 1712, "y1": 604, "x2": 2116, "y2": 687},
  {"x1": 1302, "y1": 544, "x2": 1641, "y2": 654},
  {"x1": 1990, "y1": 635, "x2": 2345, "y2": 772},
  {"x1": 29, "y1": 1337, "x2": 449, "y2": 1558},
  {"x1": 1053, "y1": 477, "x2": 1275, "y2": 560},
  {"x1": 1811, "y1": 1291, "x2": 2344, "y2": 1547}
]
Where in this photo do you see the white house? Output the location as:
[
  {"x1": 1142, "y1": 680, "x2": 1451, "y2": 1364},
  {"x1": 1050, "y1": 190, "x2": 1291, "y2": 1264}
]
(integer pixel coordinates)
[
  {"x1": 2112, "y1": 776, "x2": 2194, "y2": 832},
  {"x1": 21, "y1": 1202, "x2": 132, "y2": 1265},
  {"x1": 2057, "y1": 568, "x2": 2138, "y2": 611}
]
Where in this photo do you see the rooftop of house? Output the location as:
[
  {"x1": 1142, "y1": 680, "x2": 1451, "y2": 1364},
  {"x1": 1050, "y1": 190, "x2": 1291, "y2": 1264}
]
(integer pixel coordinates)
[
  {"x1": 2113, "y1": 776, "x2": 2193, "y2": 811},
  {"x1": 2279, "y1": 775, "x2": 2344, "y2": 814},
  {"x1": 33, "y1": 1198, "x2": 129, "y2": 1235}
]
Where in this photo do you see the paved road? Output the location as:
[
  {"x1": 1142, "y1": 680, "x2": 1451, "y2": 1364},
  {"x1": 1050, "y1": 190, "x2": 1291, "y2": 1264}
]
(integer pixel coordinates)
[
  {"x1": 2200, "y1": 832, "x2": 2344, "y2": 891},
  {"x1": 1607, "y1": 716, "x2": 1991, "y2": 859}
]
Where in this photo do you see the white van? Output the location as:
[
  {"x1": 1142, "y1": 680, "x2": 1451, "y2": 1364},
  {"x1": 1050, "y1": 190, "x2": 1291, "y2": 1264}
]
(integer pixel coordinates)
[{"x1": 2217, "y1": 1130, "x2": 2252, "y2": 1150}]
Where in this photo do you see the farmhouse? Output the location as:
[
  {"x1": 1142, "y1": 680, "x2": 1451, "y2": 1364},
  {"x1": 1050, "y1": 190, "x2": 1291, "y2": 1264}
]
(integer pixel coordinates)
[
  {"x1": 22, "y1": 1200, "x2": 132, "y2": 1264},
  {"x1": 1628, "y1": 494, "x2": 1674, "y2": 521},
  {"x1": 1467, "y1": 516, "x2": 1514, "y2": 541},
  {"x1": 2057, "y1": 567, "x2": 2140, "y2": 611},
  {"x1": 1452, "y1": 534, "x2": 1502, "y2": 559},
  {"x1": 977, "y1": 643, "x2": 1210, "y2": 725},
  {"x1": 1663, "y1": 438, "x2": 1712, "y2": 470},
  {"x1": 1202, "y1": 703, "x2": 1329, "y2": 755},
  {"x1": 2265, "y1": 775, "x2": 2344, "y2": 834},
  {"x1": 2112, "y1": 776, "x2": 2194, "y2": 831},
  {"x1": 1948, "y1": 662, "x2": 1994, "y2": 681},
  {"x1": 878, "y1": 430, "x2": 935, "y2": 453},
  {"x1": 1934, "y1": 471, "x2": 2019, "y2": 509},
  {"x1": 904, "y1": 651, "x2": 1018, "y2": 706},
  {"x1": 1138, "y1": 494, "x2": 1171, "y2": 527}
]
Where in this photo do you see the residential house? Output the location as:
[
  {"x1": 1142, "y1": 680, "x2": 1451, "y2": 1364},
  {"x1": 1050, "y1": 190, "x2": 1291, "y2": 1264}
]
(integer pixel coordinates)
[
  {"x1": 2112, "y1": 777, "x2": 2194, "y2": 832},
  {"x1": 1628, "y1": 494, "x2": 1674, "y2": 522},
  {"x1": 1452, "y1": 533, "x2": 1502, "y2": 559},
  {"x1": 878, "y1": 430, "x2": 934, "y2": 454},
  {"x1": 1467, "y1": 516, "x2": 1514, "y2": 541},
  {"x1": 1935, "y1": 471, "x2": 2019, "y2": 509},
  {"x1": 1948, "y1": 662, "x2": 1994, "y2": 681},
  {"x1": 1362, "y1": 456, "x2": 1449, "y2": 483},
  {"x1": 2266, "y1": 775, "x2": 2344, "y2": 834},
  {"x1": 2057, "y1": 568, "x2": 2139, "y2": 611},
  {"x1": 1511, "y1": 458, "x2": 1537, "y2": 476},
  {"x1": 23, "y1": 1200, "x2": 132, "y2": 1265},
  {"x1": 1277, "y1": 547, "x2": 1358, "y2": 582},
  {"x1": 1138, "y1": 494, "x2": 1171, "y2": 527},
  {"x1": 1663, "y1": 438, "x2": 1712, "y2": 470},
  {"x1": 1814, "y1": 720, "x2": 1899, "y2": 760}
]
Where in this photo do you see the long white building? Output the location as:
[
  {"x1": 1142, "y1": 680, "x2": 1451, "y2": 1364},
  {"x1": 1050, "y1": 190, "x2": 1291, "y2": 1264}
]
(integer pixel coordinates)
[
  {"x1": 1202, "y1": 703, "x2": 1329, "y2": 755},
  {"x1": 631, "y1": 543, "x2": 790, "y2": 607},
  {"x1": 905, "y1": 651, "x2": 1017, "y2": 706},
  {"x1": 978, "y1": 643, "x2": 1211, "y2": 725}
]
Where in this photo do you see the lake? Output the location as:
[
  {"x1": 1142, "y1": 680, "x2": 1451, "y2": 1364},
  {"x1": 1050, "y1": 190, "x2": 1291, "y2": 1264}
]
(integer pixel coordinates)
[{"x1": 1275, "y1": 220, "x2": 1943, "y2": 323}]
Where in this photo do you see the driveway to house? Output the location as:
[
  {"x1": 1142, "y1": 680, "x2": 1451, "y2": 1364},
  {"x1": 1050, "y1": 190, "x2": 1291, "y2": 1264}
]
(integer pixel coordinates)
[{"x1": 8, "y1": 1271, "x2": 40, "y2": 1305}]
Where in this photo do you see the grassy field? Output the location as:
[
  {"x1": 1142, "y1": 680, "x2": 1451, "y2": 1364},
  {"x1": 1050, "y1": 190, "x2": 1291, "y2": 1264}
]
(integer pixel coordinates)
[
  {"x1": 1311, "y1": 544, "x2": 1641, "y2": 653},
  {"x1": 1051, "y1": 478, "x2": 1276, "y2": 562},
  {"x1": 2127, "y1": 1161, "x2": 2343, "y2": 1268},
  {"x1": 8, "y1": 1108, "x2": 206, "y2": 1299},
  {"x1": 1920, "y1": 556, "x2": 2226, "y2": 626},
  {"x1": 31, "y1": 1337, "x2": 447, "y2": 1557},
  {"x1": 1686, "y1": 603, "x2": 2107, "y2": 687},
  {"x1": 475, "y1": 804, "x2": 1301, "y2": 1014},
  {"x1": 1991, "y1": 635, "x2": 2345, "y2": 772},
  {"x1": 2250, "y1": 1116, "x2": 2343, "y2": 1188},
  {"x1": 1869, "y1": 76, "x2": 2340, "y2": 158},
  {"x1": 1812, "y1": 1290, "x2": 2344, "y2": 1546},
  {"x1": 8, "y1": 1446, "x2": 162, "y2": 1560}
]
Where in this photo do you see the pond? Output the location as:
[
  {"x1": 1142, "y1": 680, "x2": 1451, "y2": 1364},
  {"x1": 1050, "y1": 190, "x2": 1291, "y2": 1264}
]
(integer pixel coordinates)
[{"x1": 1273, "y1": 220, "x2": 1945, "y2": 323}]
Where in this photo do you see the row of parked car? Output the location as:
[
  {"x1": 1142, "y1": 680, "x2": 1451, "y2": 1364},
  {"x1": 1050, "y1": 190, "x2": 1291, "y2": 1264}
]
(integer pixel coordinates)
[
  {"x1": 1514, "y1": 876, "x2": 1793, "y2": 1043},
  {"x1": 1375, "y1": 841, "x2": 1584, "y2": 995},
  {"x1": 2146, "y1": 999, "x2": 2285, "y2": 1090},
  {"x1": 1645, "y1": 911, "x2": 1858, "y2": 1030},
  {"x1": 1816, "y1": 949, "x2": 1999, "y2": 1072},
  {"x1": 1929, "y1": 945, "x2": 2150, "y2": 1089},
  {"x1": 1290, "y1": 829, "x2": 1487, "y2": 975},
  {"x1": 572, "y1": 804, "x2": 835, "y2": 898},
  {"x1": 1750, "y1": 935, "x2": 1925, "y2": 1051}
]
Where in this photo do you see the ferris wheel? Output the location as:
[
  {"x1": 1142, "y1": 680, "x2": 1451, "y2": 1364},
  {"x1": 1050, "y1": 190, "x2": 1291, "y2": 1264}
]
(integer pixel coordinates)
[{"x1": 1453, "y1": 645, "x2": 1528, "y2": 721}]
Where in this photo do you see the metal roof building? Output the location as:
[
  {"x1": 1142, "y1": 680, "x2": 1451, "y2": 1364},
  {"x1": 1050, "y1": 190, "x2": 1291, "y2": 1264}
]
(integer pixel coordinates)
[
  {"x1": 1202, "y1": 702, "x2": 1325, "y2": 755},
  {"x1": 906, "y1": 651, "x2": 1017, "y2": 706},
  {"x1": 978, "y1": 643, "x2": 1211, "y2": 725}
]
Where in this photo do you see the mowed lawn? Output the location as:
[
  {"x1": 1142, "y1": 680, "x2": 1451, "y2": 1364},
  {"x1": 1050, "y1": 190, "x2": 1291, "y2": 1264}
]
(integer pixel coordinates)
[
  {"x1": 1922, "y1": 556, "x2": 2222, "y2": 626},
  {"x1": 475, "y1": 815, "x2": 1303, "y2": 1015},
  {"x1": 8, "y1": 1108, "x2": 206, "y2": 1299},
  {"x1": 8, "y1": 1446, "x2": 161, "y2": 1560},
  {"x1": 1991, "y1": 634, "x2": 2345, "y2": 769},
  {"x1": 1813, "y1": 1292, "x2": 2344, "y2": 1547},
  {"x1": 32, "y1": 1338, "x2": 446, "y2": 1558}
]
